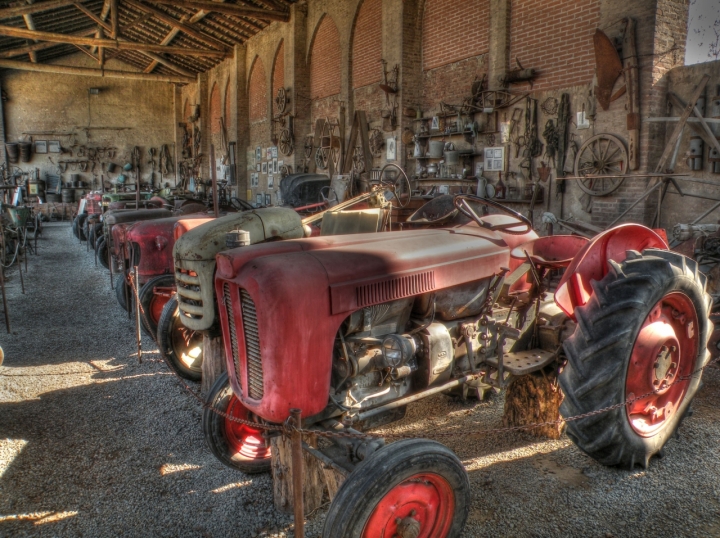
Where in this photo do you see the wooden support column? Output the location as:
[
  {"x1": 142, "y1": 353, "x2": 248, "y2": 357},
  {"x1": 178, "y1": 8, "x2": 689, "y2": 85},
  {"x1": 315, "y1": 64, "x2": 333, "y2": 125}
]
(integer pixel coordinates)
[
  {"x1": 200, "y1": 333, "x2": 225, "y2": 397},
  {"x1": 110, "y1": 0, "x2": 117, "y2": 39},
  {"x1": 488, "y1": 0, "x2": 510, "y2": 90}
]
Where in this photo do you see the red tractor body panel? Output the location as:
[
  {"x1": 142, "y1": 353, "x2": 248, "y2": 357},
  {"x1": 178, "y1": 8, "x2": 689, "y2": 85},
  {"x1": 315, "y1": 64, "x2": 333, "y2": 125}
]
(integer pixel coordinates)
[
  {"x1": 126, "y1": 214, "x2": 209, "y2": 281},
  {"x1": 555, "y1": 224, "x2": 668, "y2": 320},
  {"x1": 216, "y1": 216, "x2": 538, "y2": 423}
]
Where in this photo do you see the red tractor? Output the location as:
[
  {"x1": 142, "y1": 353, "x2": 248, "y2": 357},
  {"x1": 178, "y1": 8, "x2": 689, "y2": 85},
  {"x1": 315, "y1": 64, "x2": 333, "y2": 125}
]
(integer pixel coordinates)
[{"x1": 209, "y1": 194, "x2": 710, "y2": 536}]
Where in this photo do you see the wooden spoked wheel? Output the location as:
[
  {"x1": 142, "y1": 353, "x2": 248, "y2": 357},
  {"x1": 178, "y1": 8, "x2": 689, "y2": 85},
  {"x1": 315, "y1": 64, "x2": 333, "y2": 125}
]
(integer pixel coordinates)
[
  {"x1": 352, "y1": 146, "x2": 365, "y2": 174},
  {"x1": 303, "y1": 135, "x2": 314, "y2": 158},
  {"x1": 274, "y1": 87, "x2": 287, "y2": 114},
  {"x1": 574, "y1": 134, "x2": 628, "y2": 196},
  {"x1": 278, "y1": 128, "x2": 293, "y2": 156},
  {"x1": 315, "y1": 119, "x2": 340, "y2": 170}
]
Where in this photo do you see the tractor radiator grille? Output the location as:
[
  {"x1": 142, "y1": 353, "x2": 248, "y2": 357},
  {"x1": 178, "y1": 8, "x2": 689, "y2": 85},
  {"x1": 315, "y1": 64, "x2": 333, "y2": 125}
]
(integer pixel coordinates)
[
  {"x1": 356, "y1": 271, "x2": 435, "y2": 307},
  {"x1": 240, "y1": 289, "x2": 264, "y2": 400},
  {"x1": 223, "y1": 282, "x2": 242, "y2": 390}
]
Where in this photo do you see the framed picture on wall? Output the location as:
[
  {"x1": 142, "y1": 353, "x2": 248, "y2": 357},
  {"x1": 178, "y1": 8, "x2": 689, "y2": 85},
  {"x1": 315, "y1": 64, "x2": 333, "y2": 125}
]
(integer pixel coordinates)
[
  {"x1": 35, "y1": 141, "x2": 47, "y2": 154},
  {"x1": 256, "y1": 164, "x2": 261, "y2": 172},
  {"x1": 431, "y1": 116, "x2": 440, "y2": 131},
  {"x1": 261, "y1": 162, "x2": 268, "y2": 174},
  {"x1": 386, "y1": 137, "x2": 396, "y2": 161},
  {"x1": 251, "y1": 173, "x2": 258, "y2": 187},
  {"x1": 48, "y1": 141, "x2": 61, "y2": 153},
  {"x1": 484, "y1": 147, "x2": 505, "y2": 172},
  {"x1": 272, "y1": 158, "x2": 278, "y2": 174},
  {"x1": 266, "y1": 147, "x2": 272, "y2": 159},
  {"x1": 271, "y1": 146, "x2": 278, "y2": 159},
  {"x1": 268, "y1": 175, "x2": 274, "y2": 189},
  {"x1": 265, "y1": 193, "x2": 272, "y2": 206},
  {"x1": 255, "y1": 147, "x2": 262, "y2": 161},
  {"x1": 256, "y1": 193, "x2": 264, "y2": 206}
]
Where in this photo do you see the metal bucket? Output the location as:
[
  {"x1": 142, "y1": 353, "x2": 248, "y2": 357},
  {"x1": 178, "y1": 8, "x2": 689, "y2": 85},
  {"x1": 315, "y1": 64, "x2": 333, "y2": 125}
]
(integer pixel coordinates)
[
  {"x1": 61, "y1": 188, "x2": 75, "y2": 203},
  {"x1": 70, "y1": 174, "x2": 81, "y2": 187},
  {"x1": 444, "y1": 150, "x2": 460, "y2": 165},
  {"x1": 428, "y1": 141, "x2": 444, "y2": 158},
  {"x1": 19, "y1": 142, "x2": 32, "y2": 162}
]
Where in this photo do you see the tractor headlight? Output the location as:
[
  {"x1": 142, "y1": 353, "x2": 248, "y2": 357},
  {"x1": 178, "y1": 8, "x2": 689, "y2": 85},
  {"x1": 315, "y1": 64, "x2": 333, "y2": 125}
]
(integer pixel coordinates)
[{"x1": 381, "y1": 334, "x2": 416, "y2": 369}]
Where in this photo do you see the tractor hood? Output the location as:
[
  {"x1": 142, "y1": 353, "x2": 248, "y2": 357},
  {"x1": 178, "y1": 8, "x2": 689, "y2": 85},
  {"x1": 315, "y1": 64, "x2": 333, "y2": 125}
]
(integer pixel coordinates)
[
  {"x1": 126, "y1": 213, "x2": 210, "y2": 278},
  {"x1": 103, "y1": 208, "x2": 173, "y2": 226},
  {"x1": 215, "y1": 216, "x2": 538, "y2": 422},
  {"x1": 174, "y1": 207, "x2": 303, "y2": 262}
]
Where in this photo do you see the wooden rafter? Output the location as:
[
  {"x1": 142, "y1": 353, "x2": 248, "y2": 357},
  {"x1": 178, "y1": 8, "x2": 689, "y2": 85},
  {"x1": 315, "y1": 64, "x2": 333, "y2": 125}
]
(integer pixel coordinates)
[
  {"x1": 143, "y1": 8, "x2": 208, "y2": 74},
  {"x1": 0, "y1": 24, "x2": 230, "y2": 57},
  {"x1": 22, "y1": 0, "x2": 39, "y2": 63},
  {"x1": 0, "y1": 0, "x2": 85, "y2": 20},
  {"x1": 125, "y1": 0, "x2": 227, "y2": 51},
  {"x1": 110, "y1": 0, "x2": 118, "y2": 39},
  {"x1": 73, "y1": 3, "x2": 112, "y2": 33},
  {"x1": 146, "y1": 0, "x2": 290, "y2": 22}
]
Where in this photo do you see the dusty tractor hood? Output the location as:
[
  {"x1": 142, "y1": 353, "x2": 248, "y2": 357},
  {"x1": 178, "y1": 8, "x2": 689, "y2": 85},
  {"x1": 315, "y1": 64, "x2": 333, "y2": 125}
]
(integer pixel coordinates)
[{"x1": 173, "y1": 207, "x2": 303, "y2": 262}]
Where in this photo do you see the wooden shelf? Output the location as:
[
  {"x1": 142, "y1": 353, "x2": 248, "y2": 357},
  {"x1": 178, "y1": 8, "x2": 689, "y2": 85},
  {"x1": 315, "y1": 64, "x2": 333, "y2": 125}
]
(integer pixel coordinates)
[
  {"x1": 414, "y1": 177, "x2": 477, "y2": 182},
  {"x1": 408, "y1": 152, "x2": 482, "y2": 159},
  {"x1": 416, "y1": 130, "x2": 473, "y2": 139}
]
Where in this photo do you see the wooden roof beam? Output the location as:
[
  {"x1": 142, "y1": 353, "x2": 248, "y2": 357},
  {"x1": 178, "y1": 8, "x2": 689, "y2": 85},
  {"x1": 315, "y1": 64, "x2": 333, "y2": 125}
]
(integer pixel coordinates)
[
  {"x1": 0, "y1": 28, "x2": 97, "y2": 58},
  {"x1": 0, "y1": 25, "x2": 231, "y2": 57},
  {"x1": 125, "y1": 0, "x2": 228, "y2": 51},
  {"x1": 22, "y1": 0, "x2": 38, "y2": 63},
  {"x1": 0, "y1": 57, "x2": 195, "y2": 83},
  {"x1": 143, "y1": 8, "x2": 209, "y2": 73},
  {"x1": 74, "y1": 3, "x2": 112, "y2": 34},
  {"x1": 0, "y1": 0, "x2": 86, "y2": 20},
  {"x1": 146, "y1": 0, "x2": 290, "y2": 22}
]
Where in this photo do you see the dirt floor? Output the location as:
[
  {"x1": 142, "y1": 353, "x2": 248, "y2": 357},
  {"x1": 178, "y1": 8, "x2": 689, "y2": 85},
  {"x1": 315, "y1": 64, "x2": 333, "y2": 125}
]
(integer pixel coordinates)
[{"x1": 1, "y1": 222, "x2": 719, "y2": 537}]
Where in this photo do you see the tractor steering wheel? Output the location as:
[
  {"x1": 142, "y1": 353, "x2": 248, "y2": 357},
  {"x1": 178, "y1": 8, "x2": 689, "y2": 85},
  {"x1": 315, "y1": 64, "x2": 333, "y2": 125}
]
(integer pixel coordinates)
[
  {"x1": 453, "y1": 194, "x2": 533, "y2": 235},
  {"x1": 378, "y1": 163, "x2": 412, "y2": 208}
]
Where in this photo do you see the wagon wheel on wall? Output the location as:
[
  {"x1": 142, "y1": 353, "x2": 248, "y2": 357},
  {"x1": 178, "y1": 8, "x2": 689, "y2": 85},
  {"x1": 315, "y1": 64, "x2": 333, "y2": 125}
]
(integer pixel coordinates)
[
  {"x1": 315, "y1": 119, "x2": 341, "y2": 171},
  {"x1": 368, "y1": 128, "x2": 384, "y2": 157},
  {"x1": 574, "y1": 134, "x2": 628, "y2": 196},
  {"x1": 303, "y1": 135, "x2": 314, "y2": 159},
  {"x1": 274, "y1": 87, "x2": 288, "y2": 115},
  {"x1": 352, "y1": 146, "x2": 365, "y2": 174},
  {"x1": 278, "y1": 128, "x2": 293, "y2": 156}
]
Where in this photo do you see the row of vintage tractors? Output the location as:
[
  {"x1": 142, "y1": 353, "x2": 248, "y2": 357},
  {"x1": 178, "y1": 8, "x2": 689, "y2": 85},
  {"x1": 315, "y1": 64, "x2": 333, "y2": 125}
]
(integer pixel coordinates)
[{"x1": 74, "y1": 171, "x2": 711, "y2": 537}]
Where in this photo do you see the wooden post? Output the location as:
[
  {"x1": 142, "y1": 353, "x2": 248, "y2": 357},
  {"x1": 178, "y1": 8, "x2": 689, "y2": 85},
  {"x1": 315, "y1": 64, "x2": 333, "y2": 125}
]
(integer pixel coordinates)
[
  {"x1": 271, "y1": 432, "x2": 327, "y2": 515},
  {"x1": 201, "y1": 332, "x2": 225, "y2": 396},
  {"x1": 502, "y1": 370, "x2": 565, "y2": 439}
]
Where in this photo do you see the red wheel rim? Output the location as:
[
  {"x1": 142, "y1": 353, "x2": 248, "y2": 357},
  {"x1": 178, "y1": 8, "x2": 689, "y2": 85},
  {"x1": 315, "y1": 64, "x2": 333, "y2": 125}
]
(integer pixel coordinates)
[
  {"x1": 626, "y1": 292, "x2": 698, "y2": 437},
  {"x1": 224, "y1": 396, "x2": 271, "y2": 461},
  {"x1": 149, "y1": 293, "x2": 169, "y2": 326},
  {"x1": 362, "y1": 473, "x2": 455, "y2": 538}
]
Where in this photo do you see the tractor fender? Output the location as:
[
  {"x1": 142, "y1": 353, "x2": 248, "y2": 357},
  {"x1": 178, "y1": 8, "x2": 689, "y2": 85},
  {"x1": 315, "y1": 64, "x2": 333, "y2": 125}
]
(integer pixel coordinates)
[{"x1": 554, "y1": 224, "x2": 668, "y2": 320}]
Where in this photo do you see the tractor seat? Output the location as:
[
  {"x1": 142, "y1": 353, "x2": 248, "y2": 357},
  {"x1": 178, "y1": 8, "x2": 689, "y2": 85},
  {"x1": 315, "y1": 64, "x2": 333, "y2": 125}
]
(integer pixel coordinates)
[{"x1": 511, "y1": 235, "x2": 588, "y2": 269}]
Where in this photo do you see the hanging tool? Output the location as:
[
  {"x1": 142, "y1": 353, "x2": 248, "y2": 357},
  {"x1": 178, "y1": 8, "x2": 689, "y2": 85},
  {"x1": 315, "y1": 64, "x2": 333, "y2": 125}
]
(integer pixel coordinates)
[
  {"x1": 593, "y1": 29, "x2": 624, "y2": 111},
  {"x1": 622, "y1": 18, "x2": 641, "y2": 170}
]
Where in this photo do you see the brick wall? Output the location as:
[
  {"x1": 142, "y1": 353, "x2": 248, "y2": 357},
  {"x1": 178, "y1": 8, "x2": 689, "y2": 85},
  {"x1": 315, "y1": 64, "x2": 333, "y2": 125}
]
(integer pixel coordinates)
[
  {"x1": 272, "y1": 41, "x2": 285, "y2": 116},
  {"x1": 421, "y1": 56, "x2": 487, "y2": 113},
  {"x1": 352, "y1": 0, "x2": 382, "y2": 89},
  {"x1": 310, "y1": 14, "x2": 342, "y2": 99},
  {"x1": 422, "y1": 0, "x2": 490, "y2": 71},
  {"x1": 248, "y1": 57, "x2": 268, "y2": 123},
  {"x1": 509, "y1": 0, "x2": 601, "y2": 91}
]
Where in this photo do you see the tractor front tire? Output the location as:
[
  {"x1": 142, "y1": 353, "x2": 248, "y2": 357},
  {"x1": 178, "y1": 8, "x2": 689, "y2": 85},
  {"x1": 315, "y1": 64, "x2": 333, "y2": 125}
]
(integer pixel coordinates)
[
  {"x1": 323, "y1": 439, "x2": 470, "y2": 538},
  {"x1": 157, "y1": 297, "x2": 203, "y2": 381},
  {"x1": 137, "y1": 275, "x2": 175, "y2": 340},
  {"x1": 115, "y1": 274, "x2": 130, "y2": 312},
  {"x1": 203, "y1": 371, "x2": 272, "y2": 474},
  {"x1": 96, "y1": 238, "x2": 110, "y2": 270},
  {"x1": 560, "y1": 249, "x2": 711, "y2": 469}
]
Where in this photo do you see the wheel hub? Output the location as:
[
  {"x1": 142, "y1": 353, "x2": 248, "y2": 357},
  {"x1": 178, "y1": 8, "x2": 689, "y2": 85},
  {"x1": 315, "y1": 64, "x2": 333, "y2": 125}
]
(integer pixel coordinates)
[
  {"x1": 626, "y1": 293, "x2": 698, "y2": 437},
  {"x1": 395, "y1": 510, "x2": 421, "y2": 538}
]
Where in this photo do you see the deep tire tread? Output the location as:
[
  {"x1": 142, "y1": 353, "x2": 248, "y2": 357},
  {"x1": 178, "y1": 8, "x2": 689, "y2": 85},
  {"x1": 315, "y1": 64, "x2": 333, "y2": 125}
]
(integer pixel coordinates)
[{"x1": 560, "y1": 249, "x2": 710, "y2": 469}]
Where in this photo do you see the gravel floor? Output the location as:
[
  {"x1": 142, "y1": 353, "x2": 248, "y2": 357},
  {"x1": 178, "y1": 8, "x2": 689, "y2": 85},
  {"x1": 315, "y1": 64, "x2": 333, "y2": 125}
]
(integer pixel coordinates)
[{"x1": 0, "y1": 222, "x2": 719, "y2": 538}]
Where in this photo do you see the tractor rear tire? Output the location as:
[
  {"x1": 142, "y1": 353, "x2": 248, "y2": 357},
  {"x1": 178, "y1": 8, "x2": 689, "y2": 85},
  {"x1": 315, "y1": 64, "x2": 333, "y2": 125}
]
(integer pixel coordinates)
[
  {"x1": 203, "y1": 371, "x2": 272, "y2": 474},
  {"x1": 72, "y1": 216, "x2": 79, "y2": 238},
  {"x1": 96, "y1": 238, "x2": 110, "y2": 270},
  {"x1": 323, "y1": 439, "x2": 470, "y2": 538},
  {"x1": 115, "y1": 274, "x2": 130, "y2": 312},
  {"x1": 560, "y1": 249, "x2": 711, "y2": 469},
  {"x1": 137, "y1": 275, "x2": 175, "y2": 340},
  {"x1": 157, "y1": 297, "x2": 203, "y2": 381}
]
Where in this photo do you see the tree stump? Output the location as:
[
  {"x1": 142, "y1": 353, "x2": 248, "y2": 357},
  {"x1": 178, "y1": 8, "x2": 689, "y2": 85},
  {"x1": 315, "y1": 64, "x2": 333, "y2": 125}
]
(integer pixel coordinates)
[
  {"x1": 201, "y1": 333, "x2": 226, "y2": 397},
  {"x1": 271, "y1": 433, "x2": 328, "y2": 515},
  {"x1": 502, "y1": 369, "x2": 565, "y2": 439}
]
